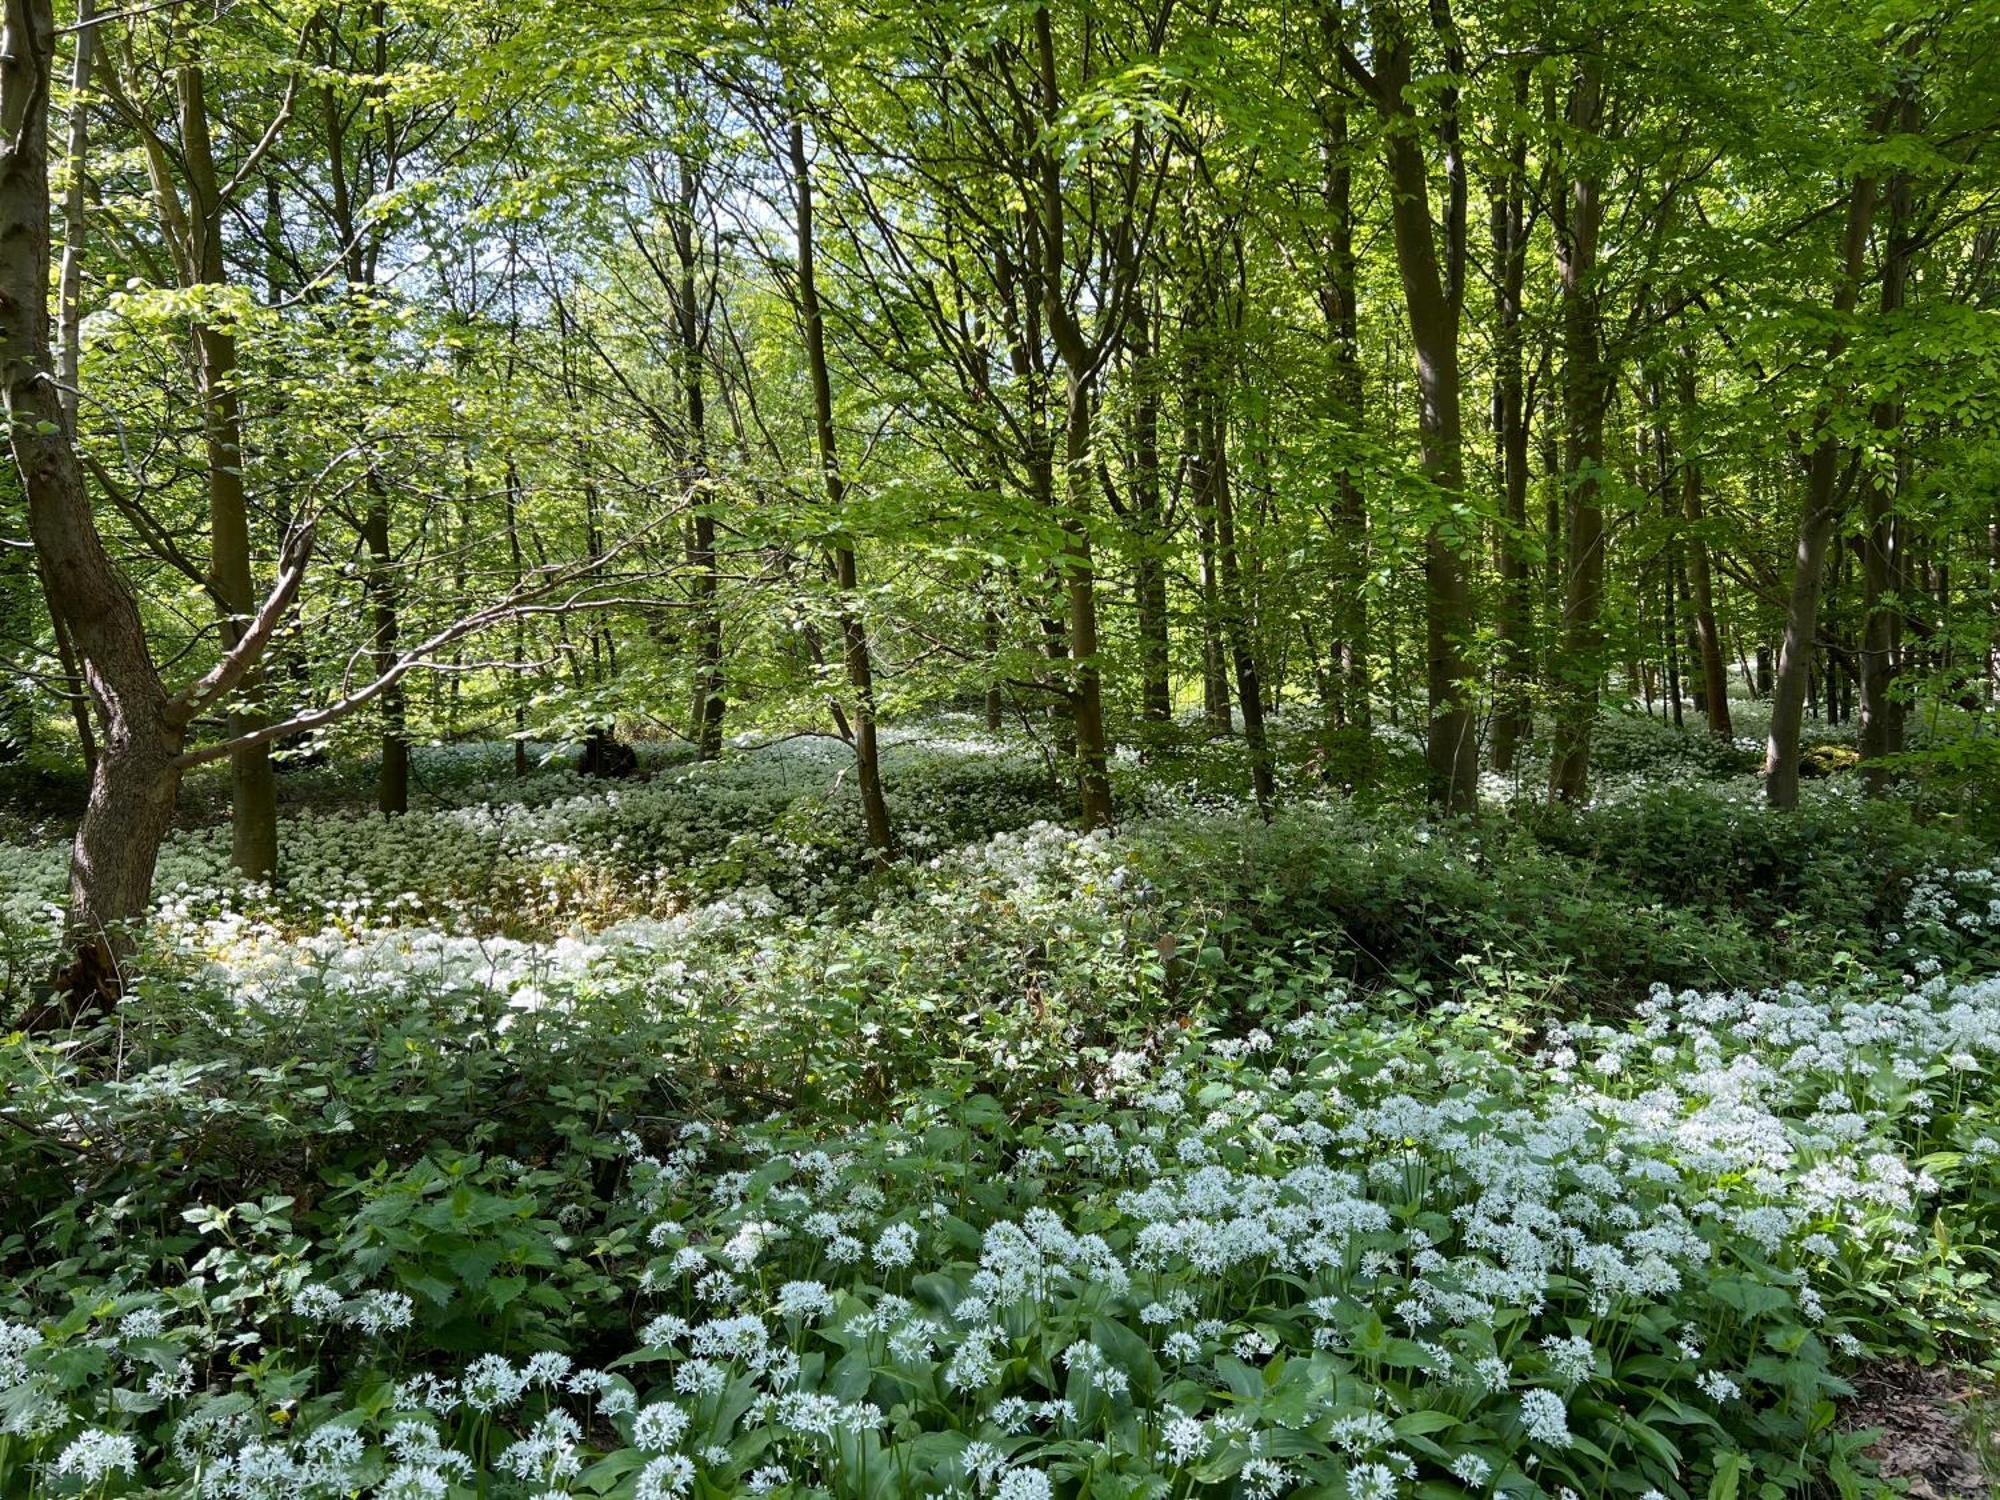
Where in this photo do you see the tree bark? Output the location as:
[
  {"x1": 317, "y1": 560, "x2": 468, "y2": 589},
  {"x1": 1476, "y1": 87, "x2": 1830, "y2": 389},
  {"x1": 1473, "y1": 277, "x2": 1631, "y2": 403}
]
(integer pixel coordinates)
[
  {"x1": 672, "y1": 151, "x2": 725, "y2": 761},
  {"x1": 1765, "y1": 156, "x2": 1880, "y2": 808},
  {"x1": 1548, "y1": 60, "x2": 1609, "y2": 805},
  {"x1": 154, "y1": 51, "x2": 277, "y2": 875},
  {"x1": 1363, "y1": 2, "x2": 1476, "y2": 812},
  {"x1": 3, "y1": 0, "x2": 185, "y2": 997},
  {"x1": 1127, "y1": 301, "x2": 1172, "y2": 735},
  {"x1": 1312, "y1": 5, "x2": 1371, "y2": 753},
  {"x1": 1489, "y1": 64, "x2": 1533, "y2": 771},
  {"x1": 1676, "y1": 351, "x2": 1732, "y2": 738},
  {"x1": 790, "y1": 117, "x2": 893, "y2": 860},
  {"x1": 1202, "y1": 384, "x2": 1274, "y2": 811},
  {"x1": 1857, "y1": 77, "x2": 1919, "y2": 790},
  {"x1": 47, "y1": 0, "x2": 95, "y2": 774}
]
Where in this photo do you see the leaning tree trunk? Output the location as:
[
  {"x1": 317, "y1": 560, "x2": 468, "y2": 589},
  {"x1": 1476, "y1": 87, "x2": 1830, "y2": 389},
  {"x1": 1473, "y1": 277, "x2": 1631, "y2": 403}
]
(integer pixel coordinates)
[
  {"x1": 2, "y1": 0, "x2": 184, "y2": 998},
  {"x1": 46, "y1": 0, "x2": 96, "y2": 774}
]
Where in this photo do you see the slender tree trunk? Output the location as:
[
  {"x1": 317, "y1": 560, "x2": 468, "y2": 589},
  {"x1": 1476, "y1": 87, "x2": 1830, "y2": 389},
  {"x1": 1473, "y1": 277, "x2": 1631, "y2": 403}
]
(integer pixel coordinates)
[
  {"x1": 1028, "y1": 4, "x2": 1115, "y2": 830},
  {"x1": 1058, "y1": 371, "x2": 1116, "y2": 828},
  {"x1": 505, "y1": 459, "x2": 529, "y2": 777},
  {"x1": 194, "y1": 320, "x2": 279, "y2": 877},
  {"x1": 360, "y1": 481, "x2": 407, "y2": 813},
  {"x1": 790, "y1": 118, "x2": 893, "y2": 860},
  {"x1": 1989, "y1": 507, "x2": 1999, "y2": 704},
  {"x1": 1677, "y1": 352, "x2": 1732, "y2": 738},
  {"x1": 983, "y1": 589, "x2": 1004, "y2": 731},
  {"x1": 1858, "y1": 78, "x2": 1919, "y2": 790},
  {"x1": 1312, "y1": 14, "x2": 1371, "y2": 752},
  {"x1": 1203, "y1": 386, "x2": 1274, "y2": 811},
  {"x1": 322, "y1": 77, "x2": 407, "y2": 815},
  {"x1": 1548, "y1": 61, "x2": 1609, "y2": 805},
  {"x1": 1489, "y1": 65, "x2": 1533, "y2": 771},
  {"x1": 1366, "y1": 6, "x2": 1476, "y2": 811},
  {"x1": 1766, "y1": 157, "x2": 1881, "y2": 808},
  {"x1": 673, "y1": 155, "x2": 725, "y2": 760},
  {"x1": 163, "y1": 57, "x2": 277, "y2": 876},
  {"x1": 1197, "y1": 486, "x2": 1231, "y2": 734},
  {"x1": 1649, "y1": 383, "x2": 1685, "y2": 730},
  {"x1": 1128, "y1": 305, "x2": 1172, "y2": 735}
]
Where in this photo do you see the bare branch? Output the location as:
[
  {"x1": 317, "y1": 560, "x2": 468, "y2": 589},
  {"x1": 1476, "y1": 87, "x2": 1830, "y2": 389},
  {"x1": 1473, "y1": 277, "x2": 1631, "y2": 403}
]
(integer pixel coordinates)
[
  {"x1": 170, "y1": 520, "x2": 678, "y2": 769},
  {"x1": 169, "y1": 519, "x2": 316, "y2": 724}
]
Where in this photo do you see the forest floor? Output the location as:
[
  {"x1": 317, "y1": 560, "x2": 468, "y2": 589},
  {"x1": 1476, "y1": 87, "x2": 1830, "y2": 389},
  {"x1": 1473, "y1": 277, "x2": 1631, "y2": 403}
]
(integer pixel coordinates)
[{"x1": 4, "y1": 703, "x2": 2000, "y2": 1498}]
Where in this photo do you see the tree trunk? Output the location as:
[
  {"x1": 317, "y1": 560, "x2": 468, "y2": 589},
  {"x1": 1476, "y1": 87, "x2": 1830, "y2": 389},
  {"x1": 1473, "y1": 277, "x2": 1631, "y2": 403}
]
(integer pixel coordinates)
[
  {"x1": 361, "y1": 483, "x2": 407, "y2": 814},
  {"x1": 48, "y1": 0, "x2": 96, "y2": 774},
  {"x1": 1197, "y1": 490, "x2": 1231, "y2": 734},
  {"x1": 1489, "y1": 64, "x2": 1533, "y2": 771},
  {"x1": 321, "y1": 77, "x2": 407, "y2": 815},
  {"x1": 1367, "y1": 5, "x2": 1476, "y2": 812},
  {"x1": 1312, "y1": 11, "x2": 1371, "y2": 753},
  {"x1": 1857, "y1": 78, "x2": 1919, "y2": 790},
  {"x1": 1128, "y1": 305, "x2": 1172, "y2": 736},
  {"x1": 673, "y1": 153, "x2": 725, "y2": 761},
  {"x1": 3, "y1": 0, "x2": 185, "y2": 998},
  {"x1": 1548, "y1": 60, "x2": 1609, "y2": 805},
  {"x1": 1989, "y1": 507, "x2": 1999, "y2": 704},
  {"x1": 1059, "y1": 371, "x2": 1116, "y2": 828},
  {"x1": 790, "y1": 118, "x2": 893, "y2": 860},
  {"x1": 162, "y1": 56, "x2": 277, "y2": 877},
  {"x1": 983, "y1": 590, "x2": 1005, "y2": 730},
  {"x1": 1765, "y1": 158, "x2": 1880, "y2": 808},
  {"x1": 1677, "y1": 352, "x2": 1732, "y2": 738},
  {"x1": 1203, "y1": 386, "x2": 1274, "y2": 812}
]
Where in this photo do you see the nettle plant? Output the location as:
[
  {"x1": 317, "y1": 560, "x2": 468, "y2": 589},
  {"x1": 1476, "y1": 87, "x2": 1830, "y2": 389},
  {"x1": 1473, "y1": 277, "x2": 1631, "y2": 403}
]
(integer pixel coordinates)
[{"x1": 6, "y1": 958, "x2": 1997, "y2": 1500}]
